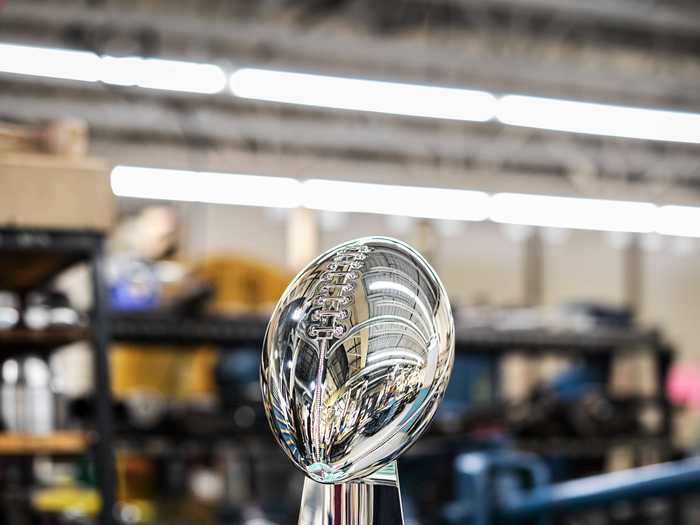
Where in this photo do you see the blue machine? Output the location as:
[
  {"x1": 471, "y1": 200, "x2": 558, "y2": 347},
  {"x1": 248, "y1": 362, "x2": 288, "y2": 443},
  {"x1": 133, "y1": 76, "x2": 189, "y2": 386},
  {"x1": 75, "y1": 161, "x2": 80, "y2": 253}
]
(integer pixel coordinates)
[
  {"x1": 432, "y1": 351, "x2": 700, "y2": 525},
  {"x1": 445, "y1": 450, "x2": 700, "y2": 524}
]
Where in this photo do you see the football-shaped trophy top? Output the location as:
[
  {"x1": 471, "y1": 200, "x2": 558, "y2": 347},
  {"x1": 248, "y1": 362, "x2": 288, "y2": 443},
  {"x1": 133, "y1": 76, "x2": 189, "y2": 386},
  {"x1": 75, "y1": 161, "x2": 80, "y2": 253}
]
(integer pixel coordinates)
[{"x1": 261, "y1": 237, "x2": 454, "y2": 484}]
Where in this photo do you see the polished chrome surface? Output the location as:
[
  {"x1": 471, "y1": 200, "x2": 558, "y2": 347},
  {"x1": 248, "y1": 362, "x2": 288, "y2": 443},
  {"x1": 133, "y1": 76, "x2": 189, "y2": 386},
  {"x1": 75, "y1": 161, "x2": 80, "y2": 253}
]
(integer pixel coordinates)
[
  {"x1": 298, "y1": 461, "x2": 403, "y2": 525},
  {"x1": 261, "y1": 236, "x2": 454, "y2": 484}
]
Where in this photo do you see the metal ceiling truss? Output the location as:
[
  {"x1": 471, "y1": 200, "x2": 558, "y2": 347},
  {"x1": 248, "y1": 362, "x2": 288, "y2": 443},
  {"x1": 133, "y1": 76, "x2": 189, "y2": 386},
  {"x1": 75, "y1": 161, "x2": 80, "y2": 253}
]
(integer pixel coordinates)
[{"x1": 0, "y1": 0, "x2": 698, "y2": 198}]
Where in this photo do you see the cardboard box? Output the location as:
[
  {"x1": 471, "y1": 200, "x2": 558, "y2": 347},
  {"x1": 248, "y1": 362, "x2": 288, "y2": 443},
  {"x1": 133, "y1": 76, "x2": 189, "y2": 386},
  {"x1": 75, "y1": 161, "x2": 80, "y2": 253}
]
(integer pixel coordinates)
[{"x1": 0, "y1": 153, "x2": 114, "y2": 231}]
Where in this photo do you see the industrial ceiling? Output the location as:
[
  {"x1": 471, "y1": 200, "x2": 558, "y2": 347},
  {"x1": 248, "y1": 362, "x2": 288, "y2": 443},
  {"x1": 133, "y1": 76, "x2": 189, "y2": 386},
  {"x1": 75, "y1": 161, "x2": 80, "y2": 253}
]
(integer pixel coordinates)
[{"x1": 1, "y1": 0, "x2": 699, "y2": 200}]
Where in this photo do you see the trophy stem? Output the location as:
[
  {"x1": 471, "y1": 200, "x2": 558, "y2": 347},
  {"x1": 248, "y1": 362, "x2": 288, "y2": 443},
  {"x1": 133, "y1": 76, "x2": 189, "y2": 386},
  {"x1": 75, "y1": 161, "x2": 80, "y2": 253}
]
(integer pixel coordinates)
[{"x1": 298, "y1": 462, "x2": 404, "y2": 525}]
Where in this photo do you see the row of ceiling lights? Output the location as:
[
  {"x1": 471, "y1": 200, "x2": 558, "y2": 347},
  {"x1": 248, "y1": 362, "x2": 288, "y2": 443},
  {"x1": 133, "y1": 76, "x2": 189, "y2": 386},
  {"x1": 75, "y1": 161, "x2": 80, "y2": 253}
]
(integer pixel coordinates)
[
  {"x1": 111, "y1": 166, "x2": 700, "y2": 238},
  {"x1": 3, "y1": 42, "x2": 699, "y2": 238},
  {"x1": 2, "y1": 43, "x2": 700, "y2": 144}
]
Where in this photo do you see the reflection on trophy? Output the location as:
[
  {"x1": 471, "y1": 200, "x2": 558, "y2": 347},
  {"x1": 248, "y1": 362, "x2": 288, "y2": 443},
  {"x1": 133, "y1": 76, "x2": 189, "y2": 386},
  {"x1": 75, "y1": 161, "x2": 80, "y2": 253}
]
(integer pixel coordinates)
[{"x1": 261, "y1": 237, "x2": 454, "y2": 524}]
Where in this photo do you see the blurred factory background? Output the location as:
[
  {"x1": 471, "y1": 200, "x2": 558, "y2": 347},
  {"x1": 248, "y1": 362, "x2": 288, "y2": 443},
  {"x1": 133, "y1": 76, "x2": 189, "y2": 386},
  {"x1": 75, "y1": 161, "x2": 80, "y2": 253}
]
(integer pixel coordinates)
[{"x1": 1, "y1": 1, "x2": 700, "y2": 524}]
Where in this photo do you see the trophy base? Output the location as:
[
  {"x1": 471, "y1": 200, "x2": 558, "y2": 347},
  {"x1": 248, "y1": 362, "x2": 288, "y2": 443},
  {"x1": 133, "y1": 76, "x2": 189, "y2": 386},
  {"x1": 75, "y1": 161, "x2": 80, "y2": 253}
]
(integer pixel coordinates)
[{"x1": 298, "y1": 461, "x2": 404, "y2": 525}]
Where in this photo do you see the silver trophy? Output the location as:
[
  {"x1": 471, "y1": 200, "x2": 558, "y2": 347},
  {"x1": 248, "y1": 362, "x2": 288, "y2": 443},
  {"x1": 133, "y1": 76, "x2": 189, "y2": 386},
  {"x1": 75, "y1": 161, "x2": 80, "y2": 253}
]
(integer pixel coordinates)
[{"x1": 261, "y1": 237, "x2": 454, "y2": 524}]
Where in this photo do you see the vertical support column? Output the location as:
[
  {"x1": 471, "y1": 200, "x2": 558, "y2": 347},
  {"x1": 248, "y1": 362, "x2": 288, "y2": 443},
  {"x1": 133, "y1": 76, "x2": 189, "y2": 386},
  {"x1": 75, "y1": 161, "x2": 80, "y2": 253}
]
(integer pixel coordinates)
[
  {"x1": 624, "y1": 235, "x2": 643, "y2": 314},
  {"x1": 623, "y1": 235, "x2": 647, "y2": 467},
  {"x1": 523, "y1": 229, "x2": 544, "y2": 306},
  {"x1": 90, "y1": 237, "x2": 116, "y2": 525},
  {"x1": 288, "y1": 208, "x2": 319, "y2": 272},
  {"x1": 521, "y1": 229, "x2": 544, "y2": 405},
  {"x1": 656, "y1": 345, "x2": 674, "y2": 454},
  {"x1": 414, "y1": 219, "x2": 437, "y2": 266}
]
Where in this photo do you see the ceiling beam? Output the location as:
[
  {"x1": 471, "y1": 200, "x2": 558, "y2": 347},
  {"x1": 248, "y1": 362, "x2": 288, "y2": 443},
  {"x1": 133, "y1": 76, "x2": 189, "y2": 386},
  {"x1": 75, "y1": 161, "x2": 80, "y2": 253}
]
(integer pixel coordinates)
[
  {"x1": 448, "y1": 0, "x2": 700, "y2": 35},
  {"x1": 0, "y1": 77, "x2": 697, "y2": 194},
  {"x1": 2, "y1": 1, "x2": 699, "y2": 110}
]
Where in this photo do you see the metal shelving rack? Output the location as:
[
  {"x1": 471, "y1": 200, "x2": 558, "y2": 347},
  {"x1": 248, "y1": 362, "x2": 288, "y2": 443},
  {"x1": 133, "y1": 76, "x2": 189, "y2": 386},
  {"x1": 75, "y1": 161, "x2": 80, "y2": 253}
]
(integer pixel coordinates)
[
  {"x1": 111, "y1": 312, "x2": 665, "y2": 354},
  {"x1": 454, "y1": 324, "x2": 675, "y2": 462},
  {"x1": 0, "y1": 228, "x2": 116, "y2": 525},
  {"x1": 110, "y1": 312, "x2": 675, "y2": 459},
  {"x1": 111, "y1": 312, "x2": 268, "y2": 347}
]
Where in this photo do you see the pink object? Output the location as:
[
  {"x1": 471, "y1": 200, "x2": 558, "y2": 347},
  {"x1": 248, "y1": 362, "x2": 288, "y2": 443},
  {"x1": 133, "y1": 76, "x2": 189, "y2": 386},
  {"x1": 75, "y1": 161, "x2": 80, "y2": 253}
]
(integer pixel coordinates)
[{"x1": 667, "y1": 365, "x2": 700, "y2": 410}]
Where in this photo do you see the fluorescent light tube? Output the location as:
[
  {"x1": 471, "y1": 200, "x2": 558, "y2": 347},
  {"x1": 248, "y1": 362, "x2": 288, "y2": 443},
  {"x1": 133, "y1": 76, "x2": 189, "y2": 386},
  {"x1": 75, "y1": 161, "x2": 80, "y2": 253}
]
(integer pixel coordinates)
[
  {"x1": 656, "y1": 205, "x2": 700, "y2": 238},
  {"x1": 4, "y1": 42, "x2": 700, "y2": 145},
  {"x1": 0, "y1": 43, "x2": 100, "y2": 82},
  {"x1": 101, "y1": 56, "x2": 226, "y2": 93},
  {"x1": 111, "y1": 166, "x2": 302, "y2": 208},
  {"x1": 302, "y1": 179, "x2": 490, "y2": 221},
  {"x1": 0, "y1": 43, "x2": 225, "y2": 93},
  {"x1": 230, "y1": 68, "x2": 497, "y2": 121},
  {"x1": 498, "y1": 95, "x2": 700, "y2": 144},
  {"x1": 111, "y1": 166, "x2": 700, "y2": 239},
  {"x1": 490, "y1": 193, "x2": 657, "y2": 233},
  {"x1": 137, "y1": 58, "x2": 226, "y2": 93},
  {"x1": 100, "y1": 56, "x2": 143, "y2": 86}
]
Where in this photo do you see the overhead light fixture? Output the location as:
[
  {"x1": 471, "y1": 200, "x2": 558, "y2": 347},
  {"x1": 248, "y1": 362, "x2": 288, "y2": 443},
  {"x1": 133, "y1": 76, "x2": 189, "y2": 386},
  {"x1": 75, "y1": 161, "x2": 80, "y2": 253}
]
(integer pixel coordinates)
[
  {"x1": 497, "y1": 95, "x2": 700, "y2": 144},
  {"x1": 4, "y1": 42, "x2": 700, "y2": 143},
  {"x1": 110, "y1": 166, "x2": 302, "y2": 208},
  {"x1": 0, "y1": 43, "x2": 101, "y2": 82},
  {"x1": 0, "y1": 43, "x2": 225, "y2": 94},
  {"x1": 112, "y1": 166, "x2": 700, "y2": 239},
  {"x1": 302, "y1": 179, "x2": 490, "y2": 221},
  {"x1": 101, "y1": 56, "x2": 226, "y2": 93},
  {"x1": 99, "y1": 56, "x2": 143, "y2": 86},
  {"x1": 490, "y1": 193, "x2": 657, "y2": 233},
  {"x1": 655, "y1": 205, "x2": 700, "y2": 238},
  {"x1": 230, "y1": 68, "x2": 497, "y2": 122}
]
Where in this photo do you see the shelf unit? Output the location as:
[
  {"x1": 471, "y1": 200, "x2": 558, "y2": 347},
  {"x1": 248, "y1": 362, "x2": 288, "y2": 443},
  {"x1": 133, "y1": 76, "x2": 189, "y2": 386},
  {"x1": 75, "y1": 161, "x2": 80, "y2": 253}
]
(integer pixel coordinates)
[
  {"x1": 454, "y1": 325, "x2": 674, "y2": 463},
  {"x1": 454, "y1": 326, "x2": 663, "y2": 353},
  {"x1": 0, "y1": 228, "x2": 115, "y2": 525},
  {"x1": 110, "y1": 312, "x2": 675, "y2": 459},
  {"x1": 0, "y1": 431, "x2": 89, "y2": 456},
  {"x1": 410, "y1": 434, "x2": 675, "y2": 460},
  {"x1": 111, "y1": 312, "x2": 268, "y2": 347},
  {"x1": 0, "y1": 327, "x2": 90, "y2": 352},
  {"x1": 0, "y1": 229, "x2": 99, "y2": 291},
  {"x1": 112, "y1": 312, "x2": 664, "y2": 354}
]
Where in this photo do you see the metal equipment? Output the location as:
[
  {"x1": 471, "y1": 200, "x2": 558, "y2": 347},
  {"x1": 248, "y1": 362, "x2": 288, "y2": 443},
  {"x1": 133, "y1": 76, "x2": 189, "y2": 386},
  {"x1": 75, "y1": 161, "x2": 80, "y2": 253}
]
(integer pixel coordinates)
[{"x1": 446, "y1": 450, "x2": 700, "y2": 525}]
